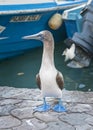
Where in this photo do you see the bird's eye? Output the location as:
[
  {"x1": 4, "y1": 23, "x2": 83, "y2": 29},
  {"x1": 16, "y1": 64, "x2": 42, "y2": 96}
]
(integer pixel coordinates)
[{"x1": 38, "y1": 34, "x2": 44, "y2": 41}]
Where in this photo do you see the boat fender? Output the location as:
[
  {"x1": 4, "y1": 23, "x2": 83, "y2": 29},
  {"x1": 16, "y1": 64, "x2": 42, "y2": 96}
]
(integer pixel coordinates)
[{"x1": 48, "y1": 13, "x2": 63, "y2": 30}]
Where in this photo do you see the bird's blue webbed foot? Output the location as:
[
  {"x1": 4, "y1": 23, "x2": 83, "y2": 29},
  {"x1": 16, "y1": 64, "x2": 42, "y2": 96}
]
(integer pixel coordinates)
[
  {"x1": 34, "y1": 98, "x2": 50, "y2": 112},
  {"x1": 52, "y1": 99, "x2": 66, "y2": 112}
]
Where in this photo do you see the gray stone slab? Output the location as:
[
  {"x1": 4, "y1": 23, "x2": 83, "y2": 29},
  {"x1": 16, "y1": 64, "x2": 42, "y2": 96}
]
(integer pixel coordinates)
[
  {"x1": 75, "y1": 124, "x2": 93, "y2": 130},
  {"x1": 62, "y1": 90, "x2": 93, "y2": 104},
  {"x1": 0, "y1": 104, "x2": 16, "y2": 116},
  {"x1": 59, "y1": 113, "x2": 93, "y2": 126},
  {"x1": 86, "y1": 104, "x2": 93, "y2": 116},
  {"x1": 0, "y1": 99, "x2": 22, "y2": 105},
  {"x1": 15, "y1": 100, "x2": 42, "y2": 108},
  {"x1": 0, "y1": 129, "x2": 12, "y2": 130},
  {"x1": 11, "y1": 107, "x2": 34, "y2": 119},
  {"x1": 69, "y1": 103, "x2": 92, "y2": 113},
  {"x1": 13, "y1": 118, "x2": 47, "y2": 130},
  {"x1": 0, "y1": 88, "x2": 33, "y2": 99},
  {"x1": 85, "y1": 115, "x2": 93, "y2": 126},
  {"x1": 0, "y1": 87, "x2": 13, "y2": 97},
  {"x1": 0, "y1": 116, "x2": 21, "y2": 129},
  {"x1": 45, "y1": 121, "x2": 75, "y2": 130},
  {"x1": 34, "y1": 112, "x2": 59, "y2": 122}
]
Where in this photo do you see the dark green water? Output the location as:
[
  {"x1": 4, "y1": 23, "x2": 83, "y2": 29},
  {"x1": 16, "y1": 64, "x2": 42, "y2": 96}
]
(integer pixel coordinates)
[{"x1": 0, "y1": 42, "x2": 93, "y2": 91}]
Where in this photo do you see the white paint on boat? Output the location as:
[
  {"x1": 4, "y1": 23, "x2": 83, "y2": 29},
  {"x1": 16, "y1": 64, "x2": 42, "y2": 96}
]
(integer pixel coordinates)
[{"x1": 0, "y1": 0, "x2": 54, "y2": 5}]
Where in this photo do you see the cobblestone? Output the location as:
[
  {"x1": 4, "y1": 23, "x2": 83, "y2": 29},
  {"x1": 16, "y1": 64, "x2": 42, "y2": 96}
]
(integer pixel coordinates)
[{"x1": 0, "y1": 86, "x2": 93, "y2": 130}]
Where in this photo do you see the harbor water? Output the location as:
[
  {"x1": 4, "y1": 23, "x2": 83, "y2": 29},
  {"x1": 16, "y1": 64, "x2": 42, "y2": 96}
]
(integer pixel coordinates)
[{"x1": 0, "y1": 42, "x2": 93, "y2": 91}]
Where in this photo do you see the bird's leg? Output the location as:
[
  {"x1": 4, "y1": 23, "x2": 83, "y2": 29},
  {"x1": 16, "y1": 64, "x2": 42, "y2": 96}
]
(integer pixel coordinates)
[
  {"x1": 52, "y1": 98, "x2": 66, "y2": 112},
  {"x1": 34, "y1": 97, "x2": 50, "y2": 112}
]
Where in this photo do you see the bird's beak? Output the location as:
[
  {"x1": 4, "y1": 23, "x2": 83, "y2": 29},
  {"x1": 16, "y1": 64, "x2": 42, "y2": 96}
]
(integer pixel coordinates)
[{"x1": 22, "y1": 33, "x2": 41, "y2": 40}]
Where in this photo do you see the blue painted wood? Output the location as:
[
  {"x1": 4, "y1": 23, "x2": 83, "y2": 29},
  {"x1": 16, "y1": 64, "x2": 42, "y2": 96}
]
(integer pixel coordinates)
[
  {"x1": 63, "y1": 5, "x2": 84, "y2": 38},
  {"x1": 0, "y1": 0, "x2": 88, "y2": 60},
  {"x1": 0, "y1": 3, "x2": 56, "y2": 12}
]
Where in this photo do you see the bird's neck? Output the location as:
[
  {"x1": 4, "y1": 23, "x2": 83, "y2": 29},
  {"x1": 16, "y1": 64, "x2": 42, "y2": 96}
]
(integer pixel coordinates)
[{"x1": 41, "y1": 41, "x2": 55, "y2": 68}]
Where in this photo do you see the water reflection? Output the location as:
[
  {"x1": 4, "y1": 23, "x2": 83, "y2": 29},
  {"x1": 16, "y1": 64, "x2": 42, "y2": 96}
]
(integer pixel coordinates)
[
  {"x1": 0, "y1": 42, "x2": 93, "y2": 91},
  {"x1": 63, "y1": 60, "x2": 93, "y2": 91}
]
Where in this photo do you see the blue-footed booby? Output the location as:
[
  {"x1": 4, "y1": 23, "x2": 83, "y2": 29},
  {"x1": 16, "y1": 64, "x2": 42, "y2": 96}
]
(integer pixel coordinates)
[{"x1": 23, "y1": 30, "x2": 66, "y2": 112}]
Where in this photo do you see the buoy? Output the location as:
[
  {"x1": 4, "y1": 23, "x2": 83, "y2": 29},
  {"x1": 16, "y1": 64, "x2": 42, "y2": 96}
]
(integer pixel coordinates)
[{"x1": 48, "y1": 13, "x2": 63, "y2": 30}]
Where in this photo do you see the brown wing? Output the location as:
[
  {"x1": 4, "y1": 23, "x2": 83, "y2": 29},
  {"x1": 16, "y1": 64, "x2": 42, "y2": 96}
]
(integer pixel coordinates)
[
  {"x1": 56, "y1": 71, "x2": 64, "y2": 90},
  {"x1": 36, "y1": 74, "x2": 41, "y2": 90}
]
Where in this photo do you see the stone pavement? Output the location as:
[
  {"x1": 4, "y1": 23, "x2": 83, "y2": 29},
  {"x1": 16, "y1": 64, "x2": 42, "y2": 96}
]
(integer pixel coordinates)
[{"x1": 0, "y1": 86, "x2": 93, "y2": 130}]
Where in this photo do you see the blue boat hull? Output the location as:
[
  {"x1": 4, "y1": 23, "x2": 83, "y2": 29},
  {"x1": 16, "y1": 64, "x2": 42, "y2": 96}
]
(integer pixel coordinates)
[
  {"x1": 0, "y1": 0, "x2": 88, "y2": 60},
  {"x1": 0, "y1": 11, "x2": 67, "y2": 60}
]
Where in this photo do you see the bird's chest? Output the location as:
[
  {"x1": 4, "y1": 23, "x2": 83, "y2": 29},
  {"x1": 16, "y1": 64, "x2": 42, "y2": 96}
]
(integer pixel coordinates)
[
  {"x1": 39, "y1": 66, "x2": 62, "y2": 98},
  {"x1": 40, "y1": 66, "x2": 57, "y2": 87}
]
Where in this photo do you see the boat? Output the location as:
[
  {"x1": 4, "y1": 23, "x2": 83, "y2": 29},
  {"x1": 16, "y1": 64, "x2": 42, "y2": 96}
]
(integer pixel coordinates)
[
  {"x1": 0, "y1": 0, "x2": 88, "y2": 60},
  {"x1": 62, "y1": 1, "x2": 93, "y2": 68}
]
